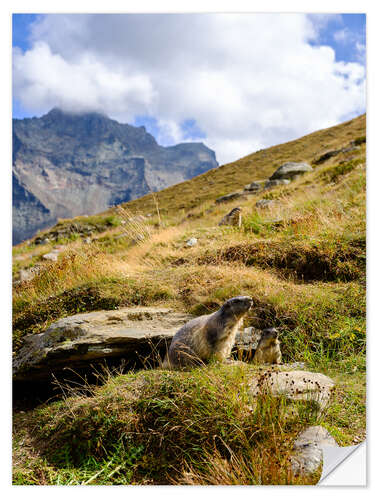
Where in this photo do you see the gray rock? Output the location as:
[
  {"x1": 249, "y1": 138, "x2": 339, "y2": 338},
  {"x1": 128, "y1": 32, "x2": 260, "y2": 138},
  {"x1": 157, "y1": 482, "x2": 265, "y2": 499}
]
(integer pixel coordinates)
[
  {"x1": 186, "y1": 237, "x2": 198, "y2": 247},
  {"x1": 42, "y1": 252, "x2": 59, "y2": 262},
  {"x1": 215, "y1": 191, "x2": 246, "y2": 204},
  {"x1": 314, "y1": 150, "x2": 341, "y2": 165},
  {"x1": 13, "y1": 307, "x2": 194, "y2": 380},
  {"x1": 291, "y1": 426, "x2": 337, "y2": 475},
  {"x1": 235, "y1": 327, "x2": 262, "y2": 351},
  {"x1": 264, "y1": 179, "x2": 290, "y2": 190},
  {"x1": 244, "y1": 180, "x2": 267, "y2": 192},
  {"x1": 42, "y1": 248, "x2": 61, "y2": 262},
  {"x1": 248, "y1": 370, "x2": 335, "y2": 410},
  {"x1": 19, "y1": 265, "x2": 42, "y2": 283},
  {"x1": 269, "y1": 162, "x2": 313, "y2": 180}
]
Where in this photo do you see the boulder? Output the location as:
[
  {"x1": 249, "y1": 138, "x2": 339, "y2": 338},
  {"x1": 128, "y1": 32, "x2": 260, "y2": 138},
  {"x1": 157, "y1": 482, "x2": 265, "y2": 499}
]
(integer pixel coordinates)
[
  {"x1": 248, "y1": 370, "x2": 335, "y2": 410},
  {"x1": 269, "y1": 162, "x2": 313, "y2": 180},
  {"x1": 264, "y1": 179, "x2": 290, "y2": 190},
  {"x1": 291, "y1": 426, "x2": 337, "y2": 475},
  {"x1": 13, "y1": 307, "x2": 194, "y2": 381}
]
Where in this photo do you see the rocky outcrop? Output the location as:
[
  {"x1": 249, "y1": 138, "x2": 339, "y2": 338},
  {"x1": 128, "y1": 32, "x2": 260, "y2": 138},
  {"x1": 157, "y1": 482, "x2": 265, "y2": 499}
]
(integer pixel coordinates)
[
  {"x1": 269, "y1": 162, "x2": 313, "y2": 180},
  {"x1": 13, "y1": 108, "x2": 218, "y2": 244},
  {"x1": 13, "y1": 307, "x2": 194, "y2": 381},
  {"x1": 291, "y1": 426, "x2": 338, "y2": 475}
]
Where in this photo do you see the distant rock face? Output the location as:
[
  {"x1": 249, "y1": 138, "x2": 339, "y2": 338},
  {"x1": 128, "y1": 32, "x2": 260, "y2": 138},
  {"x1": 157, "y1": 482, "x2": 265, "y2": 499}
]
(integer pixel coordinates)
[{"x1": 13, "y1": 108, "x2": 218, "y2": 244}]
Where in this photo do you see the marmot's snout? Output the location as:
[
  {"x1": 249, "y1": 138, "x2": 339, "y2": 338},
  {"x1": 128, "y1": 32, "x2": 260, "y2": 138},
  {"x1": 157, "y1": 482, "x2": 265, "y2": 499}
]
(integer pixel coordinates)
[
  {"x1": 222, "y1": 295, "x2": 253, "y2": 315},
  {"x1": 262, "y1": 327, "x2": 279, "y2": 339}
]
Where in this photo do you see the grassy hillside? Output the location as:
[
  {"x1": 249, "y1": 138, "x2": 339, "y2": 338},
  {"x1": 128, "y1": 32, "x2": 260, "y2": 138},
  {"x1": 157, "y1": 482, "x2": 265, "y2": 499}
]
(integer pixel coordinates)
[{"x1": 12, "y1": 114, "x2": 366, "y2": 485}]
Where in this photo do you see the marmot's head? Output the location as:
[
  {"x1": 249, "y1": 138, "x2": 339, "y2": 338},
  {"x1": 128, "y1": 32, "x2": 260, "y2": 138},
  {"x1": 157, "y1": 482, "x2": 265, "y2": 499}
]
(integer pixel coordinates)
[
  {"x1": 220, "y1": 296, "x2": 253, "y2": 319},
  {"x1": 258, "y1": 328, "x2": 279, "y2": 348}
]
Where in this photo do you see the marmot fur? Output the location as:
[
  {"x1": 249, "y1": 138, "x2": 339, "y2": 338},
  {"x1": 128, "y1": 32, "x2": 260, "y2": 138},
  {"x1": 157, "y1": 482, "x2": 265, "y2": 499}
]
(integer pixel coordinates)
[
  {"x1": 253, "y1": 328, "x2": 282, "y2": 364},
  {"x1": 163, "y1": 296, "x2": 253, "y2": 369}
]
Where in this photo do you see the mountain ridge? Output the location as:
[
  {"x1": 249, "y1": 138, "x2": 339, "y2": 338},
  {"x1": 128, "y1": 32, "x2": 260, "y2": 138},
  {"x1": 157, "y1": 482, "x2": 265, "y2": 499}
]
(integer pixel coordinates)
[{"x1": 12, "y1": 108, "x2": 218, "y2": 243}]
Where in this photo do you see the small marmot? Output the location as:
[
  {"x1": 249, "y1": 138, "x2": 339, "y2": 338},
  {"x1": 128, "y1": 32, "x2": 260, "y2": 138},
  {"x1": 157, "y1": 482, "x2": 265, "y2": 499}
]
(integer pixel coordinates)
[
  {"x1": 163, "y1": 296, "x2": 253, "y2": 369},
  {"x1": 252, "y1": 328, "x2": 282, "y2": 364}
]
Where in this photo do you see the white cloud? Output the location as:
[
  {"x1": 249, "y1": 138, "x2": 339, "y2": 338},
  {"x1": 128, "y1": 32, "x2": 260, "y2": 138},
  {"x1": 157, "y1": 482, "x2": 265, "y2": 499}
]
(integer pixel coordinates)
[
  {"x1": 13, "y1": 14, "x2": 366, "y2": 164},
  {"x1": 334, "y1": 28, "x2": 350, "y2": 43}
]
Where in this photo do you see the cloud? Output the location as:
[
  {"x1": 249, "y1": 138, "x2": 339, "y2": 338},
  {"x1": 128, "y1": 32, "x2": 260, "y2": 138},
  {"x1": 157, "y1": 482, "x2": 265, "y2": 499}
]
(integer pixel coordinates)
[{"x1": 13, "y1": 14, "x2": 366, "y2": 164}]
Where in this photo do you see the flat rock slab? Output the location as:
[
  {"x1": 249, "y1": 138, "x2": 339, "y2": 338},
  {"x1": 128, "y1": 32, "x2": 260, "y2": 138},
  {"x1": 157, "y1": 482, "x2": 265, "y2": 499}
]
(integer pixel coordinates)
[
  {"x1": 248, "y1": 370, "x2": 335, "y2": 409},
  {"x1": 13, "y1": 307, "x2": 193, "y2": 380},
  {"x1": 291, "y1": 426, "x2": 337, "y2": 475}
]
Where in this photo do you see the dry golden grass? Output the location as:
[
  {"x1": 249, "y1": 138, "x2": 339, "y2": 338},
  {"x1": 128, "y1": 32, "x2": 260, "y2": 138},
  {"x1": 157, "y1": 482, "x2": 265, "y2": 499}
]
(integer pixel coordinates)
[{"x1": 111, "y1": 114, "x2": 365, "y2": 216}]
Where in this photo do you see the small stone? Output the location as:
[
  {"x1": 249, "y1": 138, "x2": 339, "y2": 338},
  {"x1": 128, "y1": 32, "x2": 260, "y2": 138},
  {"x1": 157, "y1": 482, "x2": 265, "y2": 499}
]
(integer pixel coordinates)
[
  {"x1": 19, "y1": 265, "x2": 42, "y2": 283},
  {"x1": 186, "y1": 237, "x2": 198, "y2": 247},
  {"x1": 42, "y1": 252, "x2": 58, "y2": 262}
]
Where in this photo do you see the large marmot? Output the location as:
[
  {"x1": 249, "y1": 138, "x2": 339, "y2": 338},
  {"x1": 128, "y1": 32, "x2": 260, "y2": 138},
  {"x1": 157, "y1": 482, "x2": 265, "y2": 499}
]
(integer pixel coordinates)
[{"x1": 163, "y1": 296, "x2": 253, "y2": 369}]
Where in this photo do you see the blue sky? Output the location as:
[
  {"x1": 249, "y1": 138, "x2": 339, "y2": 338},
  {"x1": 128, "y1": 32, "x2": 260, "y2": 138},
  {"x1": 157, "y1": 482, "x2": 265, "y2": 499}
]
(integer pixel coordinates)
[{"x1": 12, "y1": 13, "x2": 366, "y2": 164}]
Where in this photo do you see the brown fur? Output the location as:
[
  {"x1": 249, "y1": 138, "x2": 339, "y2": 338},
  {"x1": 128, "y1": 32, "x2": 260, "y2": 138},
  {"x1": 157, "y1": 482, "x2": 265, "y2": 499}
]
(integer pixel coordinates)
[
  {"x1": 163, "y1": 296, "x2": 253, "y2": 369},
  {"x1": 253, "y1": 328, "x2": 282, "y2": 364}
]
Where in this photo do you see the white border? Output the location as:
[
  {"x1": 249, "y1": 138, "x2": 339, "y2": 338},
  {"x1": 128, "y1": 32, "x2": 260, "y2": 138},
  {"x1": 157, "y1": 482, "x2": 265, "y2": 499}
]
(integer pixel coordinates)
[{"x1": 2, "y1": 1, "x2": 373, "y2": 498}]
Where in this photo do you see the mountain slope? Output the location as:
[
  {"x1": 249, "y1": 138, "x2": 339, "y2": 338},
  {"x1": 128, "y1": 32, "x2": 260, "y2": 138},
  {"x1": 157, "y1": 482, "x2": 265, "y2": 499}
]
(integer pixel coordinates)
[
  {"x1": 12, "y1": 108, "x2": 218, "y2": 243},
  {"x1": 118, "y1": 114, "x2": 365, "y2": 216},
  {"x1": 13, "y1": 114, "x2": 366, "y2": 485}
]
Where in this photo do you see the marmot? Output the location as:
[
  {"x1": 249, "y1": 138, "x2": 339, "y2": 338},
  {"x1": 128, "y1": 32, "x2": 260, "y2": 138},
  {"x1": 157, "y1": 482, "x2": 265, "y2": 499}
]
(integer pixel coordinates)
[
  {"x1": 252, "y1": 328, "x2": 282, "y2": 364},
  {"x1": 163, "y1": 296, "x2": 253, "y2": 369}
]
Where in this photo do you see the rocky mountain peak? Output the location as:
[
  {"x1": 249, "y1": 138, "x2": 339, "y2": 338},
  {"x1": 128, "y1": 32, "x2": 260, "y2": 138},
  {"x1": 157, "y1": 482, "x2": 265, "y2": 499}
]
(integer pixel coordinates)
[{"x1": 13, "y1": 109, "x2": 218, "y2": 244}]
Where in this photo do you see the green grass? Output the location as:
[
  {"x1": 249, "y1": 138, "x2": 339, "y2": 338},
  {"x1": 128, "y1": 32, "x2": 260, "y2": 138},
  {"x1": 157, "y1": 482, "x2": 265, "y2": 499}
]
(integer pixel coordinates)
[{"x1": 13, "y1": 364, "x2": 328, "y2": 485}]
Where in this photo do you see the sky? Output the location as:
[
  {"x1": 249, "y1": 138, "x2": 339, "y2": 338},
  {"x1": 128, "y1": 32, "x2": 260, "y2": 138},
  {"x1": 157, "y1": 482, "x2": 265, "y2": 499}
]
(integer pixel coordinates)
[{"x1": 12, "y1": 13, "x2": 366, "y2": 165}]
